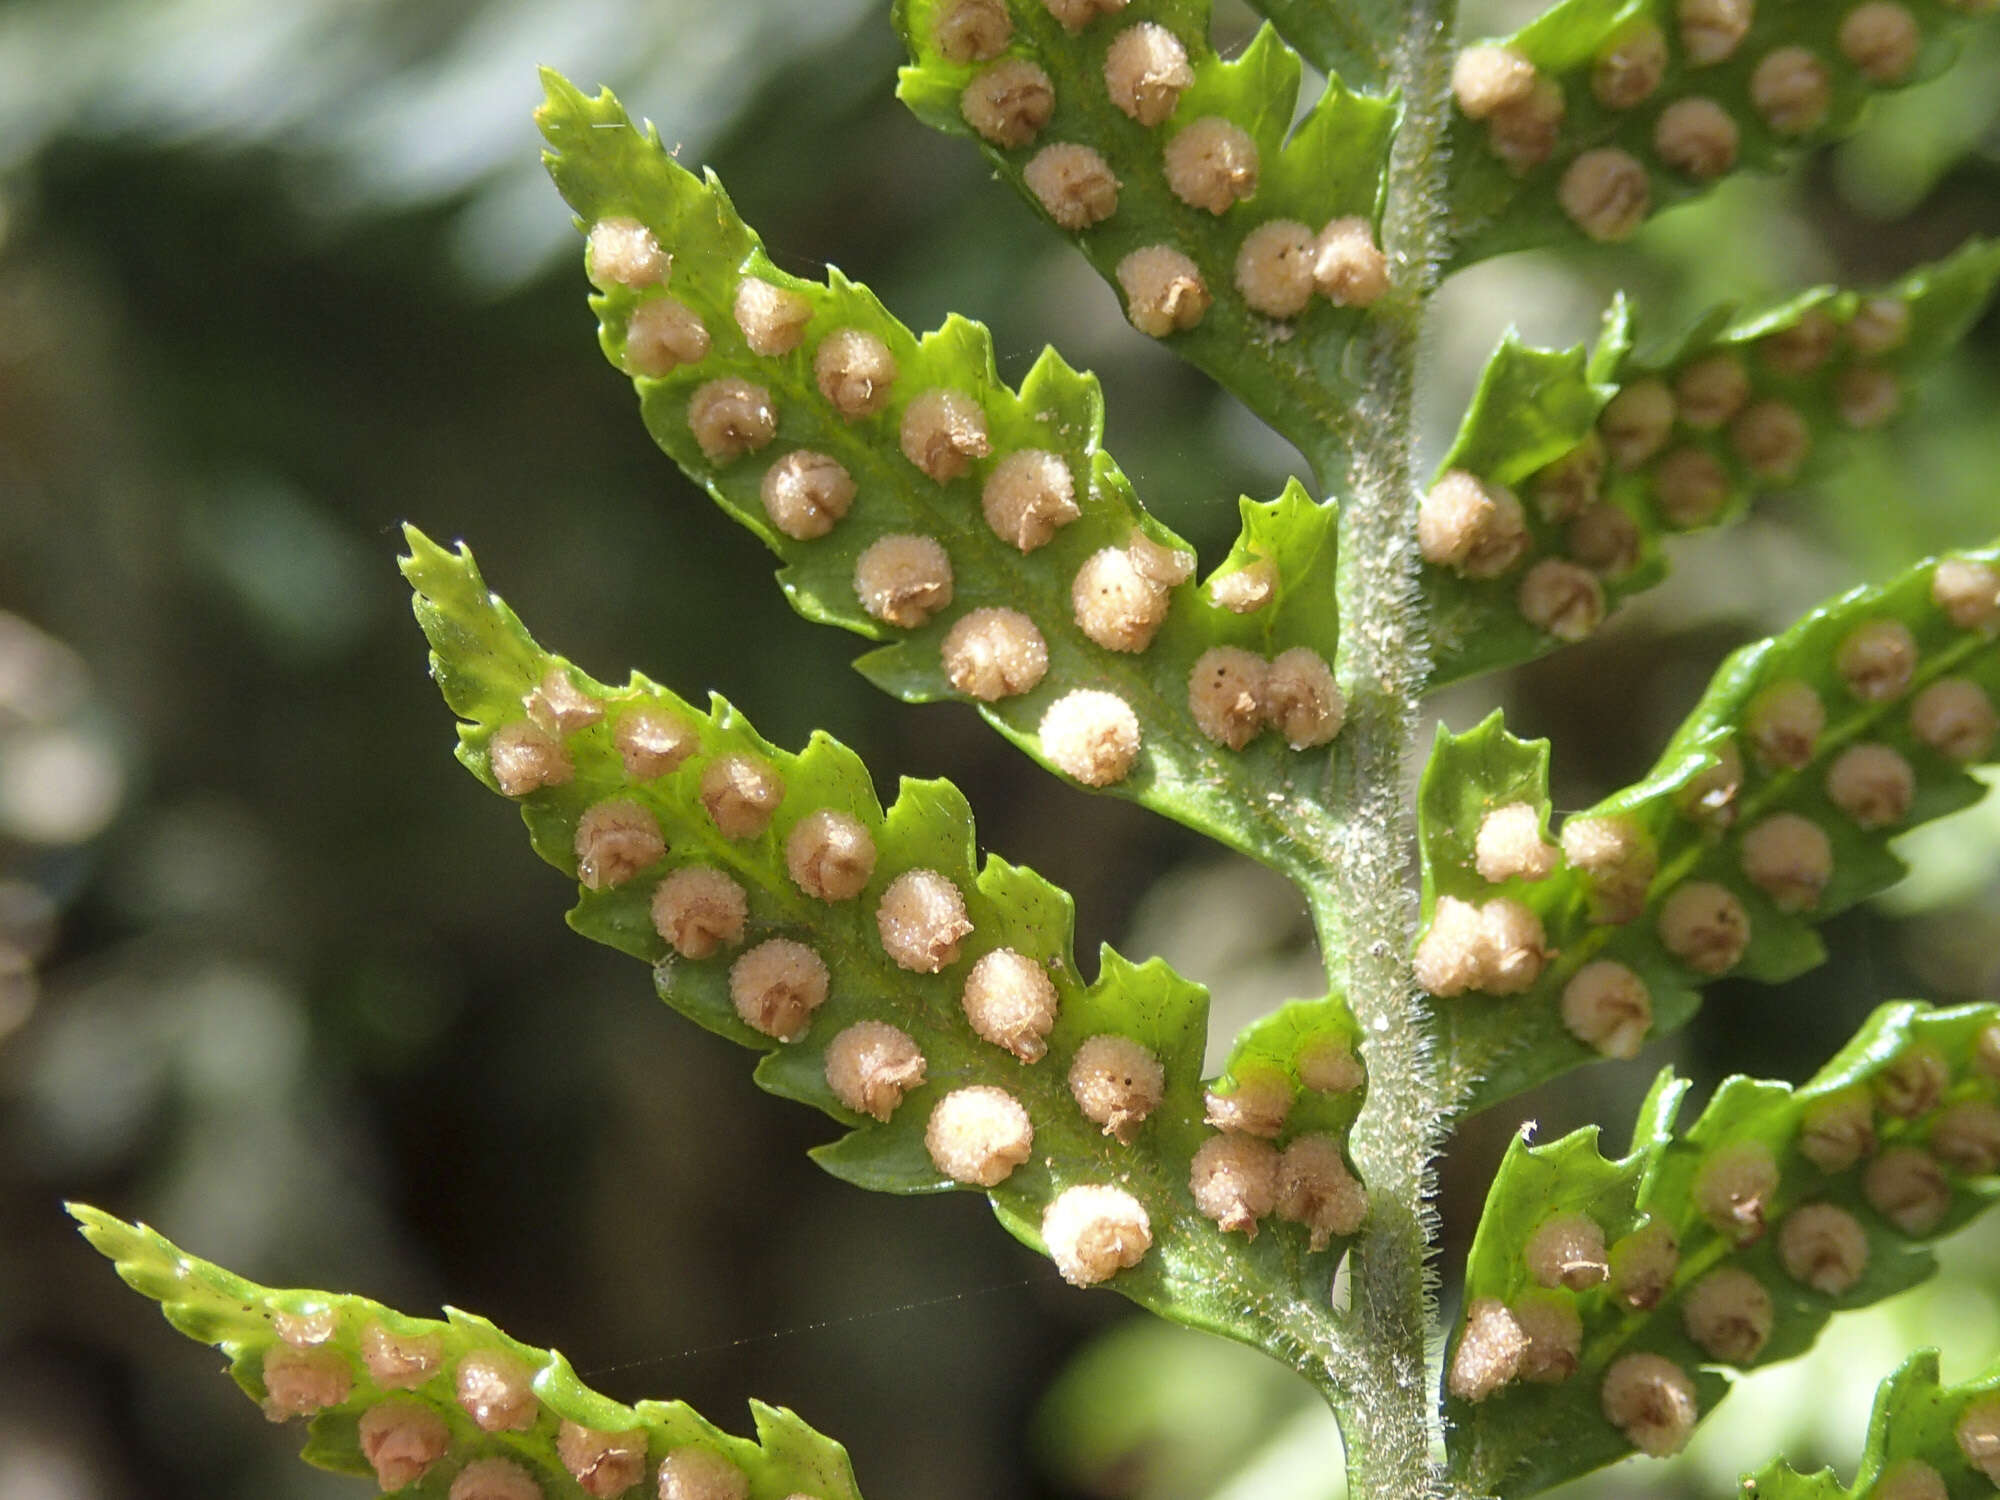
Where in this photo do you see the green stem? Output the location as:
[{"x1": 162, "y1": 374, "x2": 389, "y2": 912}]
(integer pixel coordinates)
[{"x1": 1308, "y1": 0, "x2": 1459, "y2": 1496}]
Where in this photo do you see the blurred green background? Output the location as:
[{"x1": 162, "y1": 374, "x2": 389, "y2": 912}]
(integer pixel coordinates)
[{"x1": 1, "y1": 2, "x2": 1998, "y2": 1497}]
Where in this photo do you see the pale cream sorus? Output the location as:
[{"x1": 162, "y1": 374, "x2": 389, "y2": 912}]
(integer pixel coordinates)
[
  {"x1": 982, "y1": 449, "x2": 1078, "y2": 551},
  {"x1": 1931, "y1": 558, "x2": 2000, "y2": 631},
  {"x1": 1189, "y1": 1132, "x2": 1280, "y2": 1235},
  {"x1": 761, "y1": 450, "x2": 855, "y2": 541},
  {"x1": 1836, "y1": 366, "x2": 1901, "y2": 429},
  {"x1": 1104, "y1": 22, "x2": 1193, "y2": 127},
  {"x1": 1678, "y1": 0, "x2": 1753, "y2": 65},
  {"x1": 455, "y1": 1348, "x2": 539, "y2": 1432},
  {"x1": 854, "y1": 533, "x2": 954, "y2": 628},
  {"x1": 1658, "y1": 879, "x2": 1750, "y2": 974},
  {"x1": 359, "y1": 1402, "x2": 450, "y2": 1489},
  {"x1": 1608, "y1": 1221, "x2": 1679, "y2": 1309},
  {"x1": 700, "y1": 753, "x2": 784, "y2": 839},
  {"x1": 1450, "y1": 45, "x2": 1538, "y2": 119},
  {"x1": 1601, "y1": 1353, "x2": 1697, "y2": 1456},
  {"x1": 487, "y1": 721, "x2": 573, "y2": 797},
  {"x1": 824, "y1": 1019, "x2": 927, "y2": 1122},
  {"x1": 1682, "y1": 1266, "x2": 1772, "y2": 1362},
  {"x1": 1067, "y1": 1032, "x2": 1166, "y2": 1143},
  {"x1": 1313, "y1": 218, "x2": 1390, "y2": 307},
  {"x1": 876, "y1": 867, "x2": 973, "y2": 973},
  {"x1": 687, "y1": 379, "x2": 778, "y2": 464},
  {"x1": 1740, "y1": 810, "x2": 1835, "y2": 910},
  {"x1": 1797, "y1": 1089, "x2": 1875, "y2": 1171},
  {"x1": 900, "y1": 389, "x2": 991, "y2": 482},
  {"x1": 1073, "y1": 545, "x2": 1172, "y2": 652},
  {"x1": 934, "y1": 0, "x2": 1011, "y2": 63},
  {"x1": 1486, "y1": 79, "x2": 1565, "y2": 174},
  {"x1": 1692, "y1": 1138, "x2": 1779, "y2": 1244},
  {"x1": 1276, "y1": 1134, "x2": 1369, "y2": 1248},
  {"x1": 1877, "y1": 1045, "x2": 1948, "y2": 1117},
  {"x1": 1475, "y1": 803, "x2": 1557, "y2": 883},
  {"x1": 261, "y1": 1344, "x2": 352, "y2": 1419},
  {"x1": 651, "y1": 866, "x2": 749, "y2": 959},
  {"x1": 623, "y1": 298, "x2": 710, "y2": 377},
  {"x1": 574, "y1": 799, "x2": 664, "y2": 890},
  {"x1": 1418, "y1": 470, "x2": 1528, "y2": 578},
  {"x1": 1751, "y1": 47, "x2": 1833, "y2": 136},
  {"x1": 1042, "y1": 0, "x2": 1128, "y2": 31},
  {"x1": 1837, "y1": 618, "x2": 1919, "y2": 701},
  {"x1": 1163, "y1": 117, "x2": 1259, "y2": 215},
  {"x1": 1514, "y1": 1294, "x2": 1582, "y2": 1383},
  {"x1": 733, "y1": 276, "x2": 812, "y2": 357},
  {"x1": 526, "y1": 666, "x2": 603, "y2": 735},
  {"x1": 1041, "y1": 1184, "x2": 1151, "y2": 1285},
  {"x1": 1298, "y1": 1036, "x2": 1364, "y2": 1093},
  {"x1": 1531, "y1": 435, "x2": 1606, "y2": 522},
  {"x1": 1569, "y1": 502, "x2": 1642, "y2": 575},
  {"x1": 1777, "y1": 1201, "x2": 1870, "y2": 1292},
  {"x1": 1189, "y1": 646, "x2": 1269, "y2": 750},
  {"x1": 1676, "y1": 353, "x2": 1750, "y2": 429},
  {"x1": 1449, "y1": 1298, "x2": 1528, "y2": 1402},
  {"x1": 1038, "y1": 689, "x2": 1142, "y2": 786},
  {"x1": 1519, "y1": 559, "x2": 1605, "y2": 642},
  {"x1": 813, "y1": 327, "x2": 898, "y2": 419},
  {"x1": 1266, "y1": 647, "x2": 1343, "y2": 748},
  {"x1": 1024, "y1": 143, "x2": 1120, "y2": 231},
  {"x1": 1525, "y1": 1211, "x2": 1608, "y2": 1289},
  {"x1": 1763, "y1": 307, "x2": 1839, "y2": 376},
  {"x1": 657, "y1": 1447, "x2": 749, "y2": 1500},
  {"x1": 587, "y1": 216, "x2": 666, "y2": 290},
  {"x1": 1559, "y1": 149, "x2": 1651, "y2": 243},
  {"x1": 1958, "y1": 1397, "x2": 2000, "y2": 1484},
  {"x1": 615, "y1": 708, "x2": 698, "y2": 780},
  {"x1": 1592, "y1": 24, "x2": 1667, "y2": 108},
  {"x1": 785, "y1": 808, "x2": 877, "y2": 901},
  {"x1": 1560, "y1": 813, "x2": 1656, "y2": 925},
  {"x1": 942, "y1": 608, "x2": 1049, "y2": 701},
  {"x1": 1865, "y1": 1145, "x2": 1951, "y2": 1234},
  {"x1": 926, "y1": 1084, "x2": 1034, "y2": 1185},
  {"x1": 1412, "y1": 895, "x2": 1547, "y2": 996},
  {"x1": 1746, "y1": 678, "x2": 1825, "y2": 768},
  {"x1": 1676, "y1": 739, "x2": 1745, "y2": 828},
  {"x1": 1204, "y1": 1069, "x2": 1293, "y2": 1137},
  {"x1": 1729, "y1": 398, "x2": 1810, "y2": 479},
  {"x1": 1235, "y1": 220, "x2": 1315, "y2": 319},
  {"x1": 962, "y1": 59, "x2": 1055, "y2": 150},
  {"x1": 1600, "y1": 379, "x2": 1676, "y2": 469},
  {"x1": 1561, "y1": 960, "x2": 1652, "y2": 1059},
  {"x1": 449, "y1": 1458, "x2": 540, "y2": 1500},
  {"x1": 1875, "y1": 1460, "x2": 1949, "y2": 1500},
  {"x1": 1651, "y1": 448, "x2": 1729, "y2": 530},
  {"x1": 1211, "y1": 557, "x2": 1278, "y2": 612},
  {"x1": 360, "y1": 1323, "x2": 443, "y2": 1389},
  {"x1": 728, "y1": 937, "x2": 828, "y2": 1041},
  {"x1": 961, "y1": 947, "x2": 1060, "y2": 1061},
  {"x1": 1911, "y1": 677, "x2": 1999, "y2": 761},
  {"x1": 1931, "y1": 1100, "x2": 2000, "y2": 1175},
  {"x1": 1118, "y1": 245, "x2": 1211, "y2": 337}
]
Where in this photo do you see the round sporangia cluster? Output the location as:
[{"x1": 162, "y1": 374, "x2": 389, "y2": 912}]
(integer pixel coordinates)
[
  {"x1": 1764, "y1": 307, "x2": 1840, "y2": 376},
  {"x1": 728, "y1": 937, "x2": 828, "y2": 1041},
  {"x1": 558, "y1": 1422, "x2": 650, "y2": 1500},
  {"x1": 1836, "y1": 365, "x2": 1901, "y2": 428},
  {"x1": 1568, "y1": 498, "x2": 1642, "y2": 575},
  {"x1": 925, "y1": 1084, "x2": 1034, "y2": 1185},
  {"x1": 1418, "y1": 470, "x2": 1528, "y2": 579},
  {"x1": 1592, "y1": 23, "x2": 1667, "y2": 108},
  {"x1": 273, "y1": 1305, "x2": 338, "y2": 1347},
  {"x1": 1519, "y1": 557, "x2": 1606, "y2": 641},
  {"x1": 1164, "y1": 117, "x2": 1258, "y2": 214},
  {"x1": 488, "y1": 721, "x2": 574, "y2": 797},
  {"x1": 1041, "y1": 1184, "x2": 1152, "y2": 1286},
  {"x1": 1658, "y1": 879, "x2": 1751, "y2": 975},
  {"x1": 1600, "y1": 1353, "x2": 1698, "y2": 1457},
  {"x1": 361, "y1": 1323, "x2": 443, "y2": 1389},
  {"x1": 359, "y1": 1401, "x2": 450, "y2": 1489},
  {"x1": 624, "y1": 298, "x2": 711, "y2": 377},
  {"x1": 1448, "y1": 1298, "x2": 1531, "y2": 1402},
  {"x1": 1560, "y1": 813, "x2": 1657, "y2": 924},
  {"x1": 1189, "y1": 1133, "x2": 1280, "y2": 1236},
  {"x1": 527, "y1": 667, "x2": 603, "y2": 735},
  {"x1": 1745, "y1": 678, "x2": 1825, "y2": 768},
  {"x1": 934, "y1": 0, "x2": 1011, "y2": 62},
  {"x1": 657, "y1": 1447, "x2": 749, "y2": 1500},
  {"x1": 814, "y1": 327, "x2": 898, "y2": 418},
  {"x1": 1739, "y1": 811, "x2": 1834, "y2": 912},
  {"x1": 761, "y1": 450, "x2": 855, "y2": 541},
  {"x1": 1513, "y1": 1293, "x2": 1583, "y2": 1382},
  {"x1": 700, "y1": 753, "x2": 784, "y2": 839},
  {"x1": 652, "y1": 866, "x2": 749, "y2": 959},
  {"x1": 1750, "y1": 47, "x2": 1833, "y2": 136},
  {"x1": 1559, "y1": 148, "x2": 1650, "y2": 242},
  {"x1": 961, "y1": 947, "x2": 1060, "y2": 1061},
  {"x1": 1211, "y1": 557, "x2": 1278, "y2": 613},
  {"x1": 1676, "y1": 738, "x2": 1745, "y2": 828},
  {"x1": 942, "y1": 608, "x2": 1049, "y2": 700},
  {"x1": 1960, "y1": 1399, "x2": 2000, "y2": 1486},
  {"x1": 1117, "y1": 245, "x2": 1211, "y2": 337},
  {"x1": 1068, "y1": 1032, "x2": 1166, "y2": 1142},
  {"x1": 1676, "y1": 353, "x2": 1750, "y2": 429},
  {"x1": 1104, "y1": 22, "x2": 1193, "y2": 127},
  {"x1": 1778, "y1": 1202, "x2": 1869, "y2": 1291},
  {"x1": 1933, "y1": 1099, "x2": 2000, "y2": 1174},
  {"x1": 456, "y1": 1349, "x2": 540, "y2": 1432},
  {"x1": 1878, "y1": 1461, "x2": 1951, "y2": 1500},
  {"x1": 1413, "y1": 895, "x2": 1548, "y2": 997},
  {"x1": 1731, "y1": 399, "x2": 1811, "y2": 480},
  {"x1": 900, "y1": 389, "x2": 991, "y2": 482},
  {"x1": 962, "y1": 59, "x2": 1056, "y2": 149},
  {"x1": 1561, "y1": 960, "x2": 1653, "y2": 1059},
  {"x1": 1692, "y1": 1138, "x2": 1780, "y2": 1244},
  {"x1": 1800, "y1": 1089, "x2": 1875, "y2": 1171},
  {"x1": 982, "y1": 449, "x2": 1079, "y2": 551},
  {"x1": 1186, "y1": 645, "x2": 1344, "y2": 752},
  {"x1": 876, "y1": 867, "x2": 973, "y2": 973},
  {"x1": 1600, "y1": 380, "x2": 1675, "y2": 470},
  {"x1": 687, "y1": 378, "x2": 778, "y2": 464},
  {"x1": 1038, "y1": 688, "x2": 1142, "y2": 786},
  {"x1": 1866, "y1": 1144, "x2": 1952, "y2": 1233},
  {"x1": 616, "y1": 708, "x2": 699, "y2": 780},
  {"x1": 1043, "y1": 0, "x2": 1129, "y2": 30},
  {"x1": 1608, "y1": 1221, "x2": 1680, "y2": 1309},
  {"x1": 1204, "y1": 1068, "x2": 1294, "y2": 1137},
  {"x1": 574, "y1": 799, "x2": 665, "y2": 890},
  {"x1": 260, "y1": 1343, "x2": 352, "y2": 1418},
  {"x1": 1072, "y1": 530, "x2": 1192, "y2": 651},
  {"x1": 1934, "y1": 557, "x2": 2000, "y2": 632},
  {"x1": 1651, "y1": 447, "x2": 1729, "y2": 528},
  {"x1": 587, "y1": 216, "x2": 667, "y2": 290},
  {"x1": 1837, "y1": 618, "x2": 1919, "y2": 701},
  {"x1": 785, "y1": 808, "x2": 877, "y2": 901},
  {"x1": 1682, "y1": 1265, "x2": 1773, "y2": 1362},
  {"x1": 1526, "y1": 1212, "x2": 1609, "y2": 1290},
  {"x1": 1913, "y1": 677, "x2": 1999, "y2": 762},
  {"x1": 1450, "y1": 46, "x2": 1565, "y2": 173},
  {"x1": 1024, "y1": 143, "x2": 1120, "y2": 231},
  {"x1": 733, "y1": 276, "x2": 813, "y2": 356},
  {"x1": 854, "y1": 533, "x2": 954, "y2": 628},
  {"x1": 1879, "y1": 1045, "x2": 1948, "y2": 1117},
  {"x1": 824, "y1": 1020, "x2": 927, "y2": 1121},
  {"x1": 1475, "y1": 803, "x2": 1557, "y2": 883},
  {"x1": 451, "y1": 1458, "x2": 541, "y2": 1500},
  {"x1": 1531, "y1": 435, "x2": 1605, "y2": 522},
  {"x1": 1276, "y1": 1135, "x2": 1369, "y2": 1248}
]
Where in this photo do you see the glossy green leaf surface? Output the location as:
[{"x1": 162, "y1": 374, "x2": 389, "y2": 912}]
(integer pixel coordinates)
[
  {"x1": 1445, "y1": 1001, "x2": 2000, "y2": 1498},
  {"x1": 71, "y1": 1205, "x2": 863, "y2": 1500},
  {"x1": 404, "y1": 527, "x2": 1366, "y2": 1356},
  {"x1": 537, "y1": 70, "x2": 1350, "y2": 885},
  {"x1": 1749, "y1": 1348, "x2": 2000, "y2": 1500},
  {"x1": 1446, "y1": 0, "x2": 1997, "y2": 264},
  {"x1": 893, "y1": 0, "x2": 1396, "y2": 468},
  {"x1": 1417, "y1": 545, "x2": 2000, "y2": 1113},
  {"x1": 1425, "y1": 244, "x2": 2000, "y2": 685}
]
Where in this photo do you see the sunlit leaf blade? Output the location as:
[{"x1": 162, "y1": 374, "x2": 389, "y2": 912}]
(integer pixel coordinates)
[
  {"x1": 1445, "y1": 0, "x2": 1997, "y2": 264},
  {"x1": 402, "y1": 527, "x2": 1367, "y2": 1357},
  {"x1": 1750, "y1": 1349, "x2": 2000, "y2": 1500},
  {"x1": 1444, "y1": 1001, "x2": 2000, "y2": 1498},
  {"x1": 536, "y1": 69, "x2": 1350, "y2": 884},
  {"x1": 1240, "y1": 0, "x2": 1402, "y2": 91},
  {"x1": 1425, "y1": 244, "x2": 2000, "y2": 686},
  {"x1": 892, "y1": 0, "x2": 1396, "y2": 468},
  {"x1": 69, "y1": 1204, "x2": 864, "y2": 1500},
  {"x1": 1416, "y1": 544, "x2": 2000, "y2": 1113}
]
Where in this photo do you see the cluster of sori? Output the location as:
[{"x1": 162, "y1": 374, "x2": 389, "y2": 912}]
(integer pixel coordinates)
[
  {"x1": 472, "y1": 635, "x2": 1366, "y2": 1288},
  {"x1": 925, "y1": 0, "x2": 1391, "y2": 332},
  {"x1": 253, "y1": 1309, "x2": 772, "y2": 1500},
  {"x1": 1416, "y1": 552, "x2": 2000, "y2": 1060},
  {"x1": 582, "y1": 209, "x2": 1343, "y2": 791},
  {"x1": 1451, "y1": 0, "x2": 1982, "y2": 242},
  {"x1": 1447, "y1": 1011, "x2": 2000, "y2": 1465},
  {"x1": 1422, "y1": 289, "x2": 1927, "y2": 646}
]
